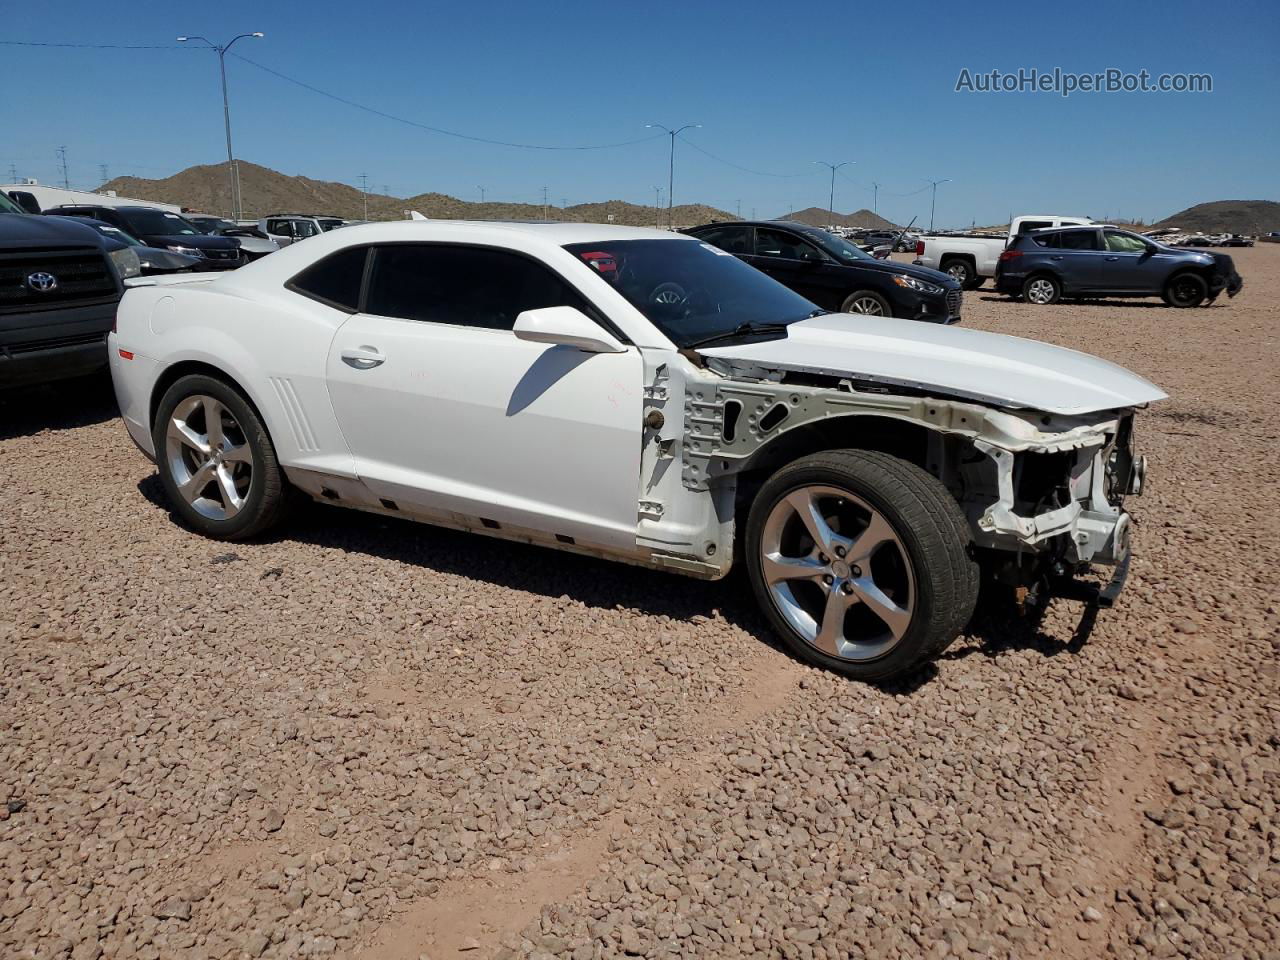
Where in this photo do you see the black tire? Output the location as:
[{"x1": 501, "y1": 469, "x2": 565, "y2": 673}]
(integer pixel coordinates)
[
  {"x1": 942, "y1": 258, "x2": 981, "y2": 290},
  {"x1": 1162, "y1": 272, "x2": 1207, "y2": 308},
  {"x1": 840, "y1": 291, "x2": 893, "y2": 317},
  {"x1": 1022, "y1": 274, "x2": 1061, "y2": 305},
  {"x1": 151, "y1": 373, "x2": 289, "y2": 540},
  {"x1": 745, "y1": 449, "x2": 980, "y2": 683}
]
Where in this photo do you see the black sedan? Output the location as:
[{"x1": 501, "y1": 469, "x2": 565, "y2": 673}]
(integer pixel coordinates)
[
  {"x1": 44, "y1": 205, "x2": 243, "y2": 270},
  {"x1": 684, "y1": 220, "x2": 962, "y2": 323},
  {"x1": 58, "y1": 217, "x2": 201, "y2": 275}
]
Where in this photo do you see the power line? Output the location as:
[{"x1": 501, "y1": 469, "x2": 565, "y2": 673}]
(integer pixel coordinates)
[
  {"x1": 0, "y1": 40, "x2": 196, "y2": 49},
  {"x1": 231, "y1": 53, "x2": 665, "y2": 152},
  {"x1": 676, "y1": 135, "x2": 809, "y2": 178}
]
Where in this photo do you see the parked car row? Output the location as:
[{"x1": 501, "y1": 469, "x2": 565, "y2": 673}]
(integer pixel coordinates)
[{"x1": 107, "y1": 218, "x2": 1162, "y2": 682}]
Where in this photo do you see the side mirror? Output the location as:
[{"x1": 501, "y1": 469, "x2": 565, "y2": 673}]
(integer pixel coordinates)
[{"x1": 513, "y1": 306, "x2": 626, "y2": 354}]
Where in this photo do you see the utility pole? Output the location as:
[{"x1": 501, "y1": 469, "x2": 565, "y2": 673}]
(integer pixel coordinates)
[
  {"x1": 813, "y1": 160, "x2": 855, "y2": 226},
  {"x1": 478, "y1": 186, "x2": 485, "y2": 203},
  {"x1": 177, "y1": 31, "x2": 265, "y2": 220},
  {"x1": 871, "y1": 181, "x2": 880, "y2": 216},
  {"x1": 652, "y1": 186, "x2": 662, "y2": 227},
  {"x1": 541, "y1": 186, "x2": 548, "y2": 220},
  {"x1": 57, "y1": 146, "x2": 70, "y2": 189},
  {"x1": 736, "y1": 199, "x2": 741, "y2": 218},
  {"x1": 98, "y1": 164, "x2": 109, "y2": 186},
  {"x1": 8, "y1": 162, "x2": 18, "y2": 183},
  {"x1": 359, "y1": 173, "x2": 369, "y2": 220},
  {"x1": 751, "y1": 207, "x2": 756, "y2": 220},
  {"x1": 646, "y1": 123, "x2": 700, "y2": 228},
  {"x1": 924, "y1": 178, "x2": 953, "y2": 232}
]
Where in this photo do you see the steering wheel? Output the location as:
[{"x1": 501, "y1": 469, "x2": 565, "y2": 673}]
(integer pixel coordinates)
[{"x1": 649, "y1": 282, "x2": 688, "y2": 306}]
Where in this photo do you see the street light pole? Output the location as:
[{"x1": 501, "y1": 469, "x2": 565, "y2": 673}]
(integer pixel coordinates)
[
  {"x1": 646, "y1": 123, "x2": 700, "y2": 229},
  {"x1": 178, "y1": 31, "x2": 264, "y2": 221},
  {"x1": 812, "y1": 160, "x2": 855, "y2": 226},
  {"x1": 925, "y1": 178, "x2": 953, "y2": 232}
]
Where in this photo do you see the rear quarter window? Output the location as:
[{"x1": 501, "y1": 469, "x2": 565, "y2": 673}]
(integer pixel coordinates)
[{"x1": 286, "y1": 246, "x2": 369, "y2": 312}]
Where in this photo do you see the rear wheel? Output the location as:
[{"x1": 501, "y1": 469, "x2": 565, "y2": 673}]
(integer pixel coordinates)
[
  {"x1": 1022, "y1": 275, "x2": 1061, "y2": 305},
  {"x1": 1163, "y1": 272, "x2": 1207, "y2": 308},
  {"x1": 745, "y1": 450, "x2": 979, "y2": 682},
  {"x1": 152, "y1": 374, "x2": 289, "y2": 540},
  {"x1": 942, "y1": 258, "x2": 980, "y2": 290},
  {"x1": 841, "y1": 291, "x2": 893, "y2": 317}
]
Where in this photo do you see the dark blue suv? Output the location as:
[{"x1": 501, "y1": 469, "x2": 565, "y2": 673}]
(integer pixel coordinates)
[{"x1": 995, "y1": 225, "x2": 1243, "y2": 307}]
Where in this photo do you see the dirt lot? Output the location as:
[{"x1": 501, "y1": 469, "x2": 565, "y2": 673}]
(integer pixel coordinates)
[{"x1": 2, "y1": 247, "x2": 1277, "y2": 960}]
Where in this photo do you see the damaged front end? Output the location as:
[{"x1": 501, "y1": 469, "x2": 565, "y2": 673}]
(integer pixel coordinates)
[{"x1": 681, "y1": 357, "x2": 1151, "y2": 605}]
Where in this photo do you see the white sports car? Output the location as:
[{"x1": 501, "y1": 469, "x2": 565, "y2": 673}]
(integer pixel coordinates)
[{"x1": 109, "y1": 221, "x2": 1165, "y2": 681}]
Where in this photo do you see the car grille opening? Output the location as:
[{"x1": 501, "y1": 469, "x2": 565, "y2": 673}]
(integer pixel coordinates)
[
  {"x1": 0, "y1": 248, "x2": 117, "y2": 313},
  {"x1": 946, "y1": 289, "x2": 963, "y2": 317}
]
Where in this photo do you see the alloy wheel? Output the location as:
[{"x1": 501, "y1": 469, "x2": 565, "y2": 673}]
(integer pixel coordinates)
[
  {"x1": 849, "y1": 296, "x2": 885, "y2": 315},
  {"x1": 165, "y1": 394, "x2": 253, "y2": 521},
  {"x1": 947, "y1": 264, "x2": 968, "y2": 282},
  {"x1": 760, "y1": 485, "x2": 916, "y2": 662},
  {"x1": 1026, "y1": 279, "x2": 1056, "y2": 304}
]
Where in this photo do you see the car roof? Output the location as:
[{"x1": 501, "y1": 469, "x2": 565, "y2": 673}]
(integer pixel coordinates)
[{"x1": 319, "y1": 219, "x2": 691, "y2": 246}]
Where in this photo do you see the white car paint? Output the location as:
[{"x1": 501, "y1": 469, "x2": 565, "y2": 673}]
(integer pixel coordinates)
[
  {"x1": 699, "y1": 312, "x2": 1165, "y2": 415},
  {"x1": 109, "y1": 218, "x2": 1162, "y2": 585}
]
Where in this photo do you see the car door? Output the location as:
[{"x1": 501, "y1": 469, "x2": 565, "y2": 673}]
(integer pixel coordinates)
[
  {"x1": 265, "y1": 219, "x2": 295, "y2": 247},
  {"x1": 325, "y1": 242, "x2": 644, "y2": 550},
  {"x1": 1048, "y1": 228, "x2": 1106, "y2": 292},
  {"x1": 748, "y1": 227, "x2": 838, "y2": 306},
  {"x1": 689, "y1": 225, "x2": 752, "y2": 260},
  {"x1": 1101, "y1": 229, "x2": 1165, "y2": 293}
]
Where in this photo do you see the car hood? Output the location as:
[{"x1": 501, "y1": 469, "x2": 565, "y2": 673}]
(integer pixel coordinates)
[
  {"x1": 697, "y1": 313, "x2": 1166, "y2": 415},
  {"x1": 839, "y1": 256, "x2": 956, "y2": 286},
  {"x1": 1, "y1": 212, "x2": 103, "y2": 248},
  {"x1": 225, "y1": 235, "x2": 277, "y2": 253},
  {"x1": 139, "y1": 233, "x2": 239, "y2": 250}
]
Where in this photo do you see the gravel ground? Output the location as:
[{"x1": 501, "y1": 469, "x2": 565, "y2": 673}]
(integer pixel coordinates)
[{"x1": 1, "y1": 247, "x2": 1276, "y2": 960}]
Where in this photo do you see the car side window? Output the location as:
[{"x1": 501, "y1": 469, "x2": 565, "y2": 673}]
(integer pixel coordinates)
[
  {"x1": 293, "y1": 220, "x2": 319, "y2": 239},
  {"x1": 1017, "y1": 220, "x2": 1053, "y2": 234},
  {"x1": 1104, "y1": 231, "x2": 1149, "y2": 254},
  {"x1": 365, "y1": 244, "x2": 591, "y2": 331},
  {"x1": 1057, "y1": 230, "x2": 1101, "y2": 251},
  {"x1": 755, "y1": 228, "x2": 823, "y2": 261},
  {"x1": 694, "y1": 225, "x2": 751, "y2": 255},
  {"x1": 267, "y1": 219, "x2": 290, "y2": 237},
  {"x1": 1031, "y1": 232, "x2": 1060, "y2": 248},
  {"x1": 287, "y1": 246, "x2": 368, "y2": 312}
]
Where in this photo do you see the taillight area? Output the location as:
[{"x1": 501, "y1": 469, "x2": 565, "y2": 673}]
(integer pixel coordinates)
[
  {"x1": 915, "y1": 240, "x2": 926, "y2": 257},
  {"x1": 998, "y1": 249, "x2": 1023, "y2": 262}
]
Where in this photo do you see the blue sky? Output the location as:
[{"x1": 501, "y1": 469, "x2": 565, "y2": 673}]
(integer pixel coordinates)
[{"x1": 4, "y1": 0, "x2": 1277, "y2": 226}]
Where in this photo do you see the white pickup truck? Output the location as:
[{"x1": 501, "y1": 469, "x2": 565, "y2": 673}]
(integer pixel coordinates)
[{"x1": 913, "y1": 215, "x2": 1094, "y2": 289}]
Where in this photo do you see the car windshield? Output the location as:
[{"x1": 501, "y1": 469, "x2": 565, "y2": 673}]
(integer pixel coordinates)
[
  {"x1": 803, "y1": 229, "x2": 874, "y2": 262},
  {"x1": 319, "y1": 220, "x2": 345, "y2": 232},
  {"x1": 193, "y1": 217, "x2": 237, "y2": 233},
  {"x1": 120, "y1": 209, "x2": 201, "y2": 236},
  {"x1": 91, "y1": 224, "x2": 143, "y2": 247},
  {"x1": 564, "y1": 238, "x2": 823, "y2": 348},
  {"x1": 0, "y1": 192, "x2": 23, "y2": 214}
]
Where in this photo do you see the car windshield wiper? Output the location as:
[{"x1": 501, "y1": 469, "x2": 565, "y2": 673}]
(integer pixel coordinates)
[{"x1": 687, "y1": 322, "x2": 791, "y2": 349}]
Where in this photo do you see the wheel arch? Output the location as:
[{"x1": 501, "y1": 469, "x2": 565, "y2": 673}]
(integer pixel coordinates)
[
  {"x1": 727, "y1": 412, "x2": 940, "y2": 534},
  {"x1": 149, "y1": 358, "x2": 273, "y2": 443}
]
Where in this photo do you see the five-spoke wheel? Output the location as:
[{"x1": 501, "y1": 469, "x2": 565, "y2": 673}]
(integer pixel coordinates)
[
  {"x1": 746, "y1": 449, "x2": 980, "y2": 682},
  {"x1": 152, "y1": 374, "x2": 290, "y2": 540}
]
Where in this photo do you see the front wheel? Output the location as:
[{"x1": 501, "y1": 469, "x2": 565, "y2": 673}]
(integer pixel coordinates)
[
  {"x1": 841, "y1": 291, "x2": 893, "y2": 317},
  {"x1": 1162, "y1": 272, "x2": 1207, "y2": 308},
  {"x1": 152, "y1": 374, "x2": 290, "y2": 540},
  {"x1": 745, "y1": 450, "x2": 979, "y2": 682}
]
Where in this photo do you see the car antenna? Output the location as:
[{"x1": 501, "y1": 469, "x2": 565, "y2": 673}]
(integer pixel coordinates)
[{"x1": 893, "y1": 215, "x2": 918, "y2": 253}]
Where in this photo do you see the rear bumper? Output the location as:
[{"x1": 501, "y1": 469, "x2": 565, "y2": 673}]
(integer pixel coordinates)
[{"x1": 0, "y1": 299, "x2": 118, "y2": 387}]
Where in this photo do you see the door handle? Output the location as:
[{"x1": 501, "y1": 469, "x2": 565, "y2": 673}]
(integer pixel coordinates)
[
  {"x1": 1050, "y1": 255, "x2": 1064, "y2": 260},
  {"x1": 1105, "y1": 256, "x2": 1120, "y2": 261},
  {"x1": 341, "y1": 346, "x2": 385, "y2": 370}
]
